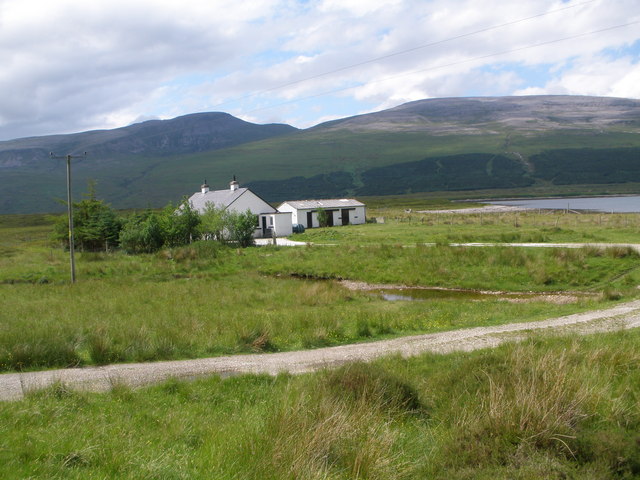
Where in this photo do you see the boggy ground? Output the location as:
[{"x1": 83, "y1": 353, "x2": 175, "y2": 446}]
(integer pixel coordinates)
[
  {"x1": 2, "y1": 211, "x2": 640, "y2": 373},
  {"x1": 2, "y1": 210, "x2": 640, "y2": 479}
]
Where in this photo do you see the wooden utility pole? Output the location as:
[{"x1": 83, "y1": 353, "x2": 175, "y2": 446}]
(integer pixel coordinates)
[{"x1": 50, "y1": 152, "x2": 87, "y2": 283}]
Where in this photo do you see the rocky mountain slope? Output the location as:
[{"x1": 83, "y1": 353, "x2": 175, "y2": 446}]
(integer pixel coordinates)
[{"x1": 318, "y1": 95, "x2": 640, "y2": 133}]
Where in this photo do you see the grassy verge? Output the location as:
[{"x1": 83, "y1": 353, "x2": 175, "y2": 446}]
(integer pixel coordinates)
[
  {"x1": 1, "y1": 264, "x2": 610, "y2": 371},
  {"x1": 1, "y1": 330, "x2": 638, "y2": 479},
  {"x1": 293, "y1": 210, "x2": 640, "y2": 245},
  {"x1": 2, "y1": 212, "x2": 640, "y2": 371},
  {"x1": 257, "y1": 243, "x2": 640, "y2": 292}
]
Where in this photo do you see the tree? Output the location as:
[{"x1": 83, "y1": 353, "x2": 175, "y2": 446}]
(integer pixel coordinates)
[
  {"x1": 200, "y1": 203, "x2": 232, "y2": 242},
  {"x1": 229, "y1": 209, "x2": 258, "y2": 248},
  {"x1": 52, "y1": 180, "x2": 122, "y2": 252},
  {"x1": 317, "y1": 208, "x2": 331, "y2": 227},
  {"x1": 119, "y1": 210, "x2": 165, "y2": 254},
  {"x1": 161, "y1": 199, "x2": 201, "y2": 247}
]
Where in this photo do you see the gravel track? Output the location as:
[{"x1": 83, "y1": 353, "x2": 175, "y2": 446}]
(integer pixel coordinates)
[{"x1": 2, "y1": 300, "x2": 640, "y2": 401}]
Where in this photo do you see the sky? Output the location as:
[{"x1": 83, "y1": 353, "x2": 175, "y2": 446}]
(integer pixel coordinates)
[{"x1": 0, "y1": 0, "x2": 639, "y2": 141}]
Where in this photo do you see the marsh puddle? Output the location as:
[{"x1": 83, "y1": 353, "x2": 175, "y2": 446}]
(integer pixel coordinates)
[
  {"x1": 378, "y1": 288, "x2": 488, "y2": 301},
  {"x1": 371, "y1": 286, "x2": 583, "y2": 304}
]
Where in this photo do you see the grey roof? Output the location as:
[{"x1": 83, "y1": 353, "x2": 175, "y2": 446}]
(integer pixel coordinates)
[
  {"x1": 188, "y1": 187, "x2": 246, "y2": 212},
  {"x1": 279, "y1": 198, "x2": 365, "y2": 210},
  {"x1": 188, "y1": 187, "x2": 277, "y2": 214}
]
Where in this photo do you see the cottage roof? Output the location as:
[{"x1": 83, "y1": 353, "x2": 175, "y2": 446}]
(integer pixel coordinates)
[
  {"x1": 188, "y1": 186, "x2": 277, "y2": 214},
  {"x1": 279, "y1": 198, "x2": 364, "y2": 210},
  {"x1": 189, "y1": 187, "x2": 247, "y2": 211}
]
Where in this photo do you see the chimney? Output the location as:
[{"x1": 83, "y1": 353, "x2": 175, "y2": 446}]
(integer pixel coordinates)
[
  {"x1": 230, "y1": 175, "x2": 239, "y2": 191},
  {"x1": 201, "y1": 179, "x2": 209, "y2": 194}
]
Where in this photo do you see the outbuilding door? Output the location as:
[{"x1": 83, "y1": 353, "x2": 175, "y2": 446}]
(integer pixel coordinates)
[
  {"x1": 341, "y1": 209, "x2": 350, "y2": 225},
  {"x1": 306, "y1": 211, "x2": 313, "y2": 228}
]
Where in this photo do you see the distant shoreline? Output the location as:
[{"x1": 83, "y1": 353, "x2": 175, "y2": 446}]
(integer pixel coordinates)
[
  {"x1": 416, "y1": 205, "x2": 532, "y2": 214},
  {"x1": 462, "y1": 193, "x2": 640, "y2": 203}
]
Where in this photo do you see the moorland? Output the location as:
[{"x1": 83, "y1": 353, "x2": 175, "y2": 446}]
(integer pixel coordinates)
[{"x1": 1, "y1": 202, "x2": 640, "y2": 478}]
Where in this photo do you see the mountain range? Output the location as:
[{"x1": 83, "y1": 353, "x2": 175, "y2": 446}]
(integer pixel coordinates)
[{"x1": 1, "y1": 95, "x2": 640, "y2": 214}]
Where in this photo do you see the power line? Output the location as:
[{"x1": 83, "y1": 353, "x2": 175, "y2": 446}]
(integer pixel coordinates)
[
  {"x1": 243, "y1": 19, "x2": 640, "y2": 115},
  {"x1": 213, "y1": 0, "x2": 598, "y2": 110}
]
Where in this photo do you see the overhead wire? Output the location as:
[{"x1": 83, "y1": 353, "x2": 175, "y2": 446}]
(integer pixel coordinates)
[
  {"x1": 243, "y1": 19, "x2": 640, "y2": 115},
  {"x1": 212, "y1": 0, "x2": 599, "y2": 111}
]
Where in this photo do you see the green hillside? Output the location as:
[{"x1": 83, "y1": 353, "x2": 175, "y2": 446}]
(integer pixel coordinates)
[{"x1": 1, "y1": 95, "x2": 640, "y2": 213}]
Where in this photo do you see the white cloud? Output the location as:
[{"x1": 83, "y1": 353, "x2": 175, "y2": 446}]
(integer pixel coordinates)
[
  {"x1": 0, "y1": 0, "x2": 638, "y2": 140},
  {"x1": 514, "y1": 54, "x2": 640, "y2": 98}
]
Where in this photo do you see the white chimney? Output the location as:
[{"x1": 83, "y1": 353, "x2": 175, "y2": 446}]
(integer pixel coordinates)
[
  {"x1": 201, "y1": 181, "x2": 209, "y2": 194},
  {"x1": 230, "y1": 177, "x2": 239, "y2": 191}
]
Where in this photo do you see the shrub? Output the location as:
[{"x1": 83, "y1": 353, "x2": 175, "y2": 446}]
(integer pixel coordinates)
[
  {"x1": 118, "y1": 199, "x2": 203, "y2": 253},
  {"x1": 119, "y1": 211, "x2": 165, "y2": 254},
  {"x1": 229, "y1": 210, "x2": 258, "y2": 248},
  {"x1": 317, "y1": 208, "x2": 331, "y2": 228},
  {"x1": 200, "y1": 204, "x2": 256, "y2": 247},
  {"x1": 161, "y1": 199, "x2": 201, "y2": 247}
]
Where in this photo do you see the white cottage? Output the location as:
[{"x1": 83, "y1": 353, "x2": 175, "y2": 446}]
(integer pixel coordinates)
[
  {"x1": 188, "y1": 179, "x2": 292, "y2": 238},
  {"x1": 277, "y1": 199, "x2": 366, "y2": 229}
]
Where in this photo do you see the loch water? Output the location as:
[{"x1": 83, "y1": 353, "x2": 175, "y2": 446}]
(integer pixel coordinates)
[{"x1": 486, "y1": 195, "x2": 640, "y2": 213}]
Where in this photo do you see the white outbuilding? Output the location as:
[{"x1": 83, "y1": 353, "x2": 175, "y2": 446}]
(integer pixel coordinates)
[
  {"x1": 187, "y1": 179, "x2": 292, "y2": 238},
  {"x1": 277, "y1": 199, "x2": 366, "y2": 229}
]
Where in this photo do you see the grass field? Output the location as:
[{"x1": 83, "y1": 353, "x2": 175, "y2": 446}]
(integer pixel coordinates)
[
  {"x1": 1, "y1": 331, "x2": 638, "y2": 479},
  {"x1": 2, "y1": 210, "x2": 640, "y2": 372},
  {"x1": 295, "y1": 207, "x2": 640, "y2": 245},
  {"x1": 2, "y1": 206, "x2": 640, "y2": 478}
]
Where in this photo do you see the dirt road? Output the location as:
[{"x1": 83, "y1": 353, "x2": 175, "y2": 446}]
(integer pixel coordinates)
[{"x1": 2, "y1": 300, "x2": 640, "y2": 401}]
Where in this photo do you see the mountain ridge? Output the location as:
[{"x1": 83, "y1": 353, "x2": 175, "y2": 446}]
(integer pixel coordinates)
[
  {"x1": 1, "y1": 95, "x2": 640, "y2": 214},
  {"x1": 0, "y1": 112, "x2": 297, "y2": 168},
  {"x1": 315, "y1": 95, "x2": 640, "y2": 133}
]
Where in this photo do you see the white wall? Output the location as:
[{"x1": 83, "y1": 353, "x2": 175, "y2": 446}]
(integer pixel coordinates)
[
  {"x1": 348, "y1": 206, "x2": 366, "y2": 225},
  {"x1": 277, "y1": 202, "x2": 366, "y2": 228},
  {"x1": 271, "y1": 212, "x2": 293, "y2": 236},
  {"x1": 277, "y1": 203, "x2": 298, "y2": 224},
  {"x1": 229, "y1": 190, "x2": 276, "y2": 215}
]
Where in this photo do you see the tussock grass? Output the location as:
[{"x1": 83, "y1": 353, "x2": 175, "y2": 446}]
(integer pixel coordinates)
[
  {"x1": 1, "y1": 273, "x2": 603, "y2": 371},
  {"x1": 5, "y1": 237, "x2": 629, "y2": 371},
  {"x1": 259, "y1": 243, "x2": 640, "y2": 292},
  {"x1": 1, "y1": 331, "x2": 639, "y2": 478},
  {"x1": 2, "y1": 212, "x2": 639, "y2": 372}
]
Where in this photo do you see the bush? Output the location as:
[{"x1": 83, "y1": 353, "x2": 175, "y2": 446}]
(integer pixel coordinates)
[
  {"x1": 229, "y1": 210, "x2": 258, "y2": 247},
  {"x1": 161, "y1": 199, "x2": 201, "y2": 247},
  {"x1": 317, "y1": 208, "x2": 330, "y2": 228},
  {"x1": 119, "y1": 199, "x2": 202, "y2": 253},
  {"x1": 119, "y1": 211, "x2": 165, "y2": 254}
]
